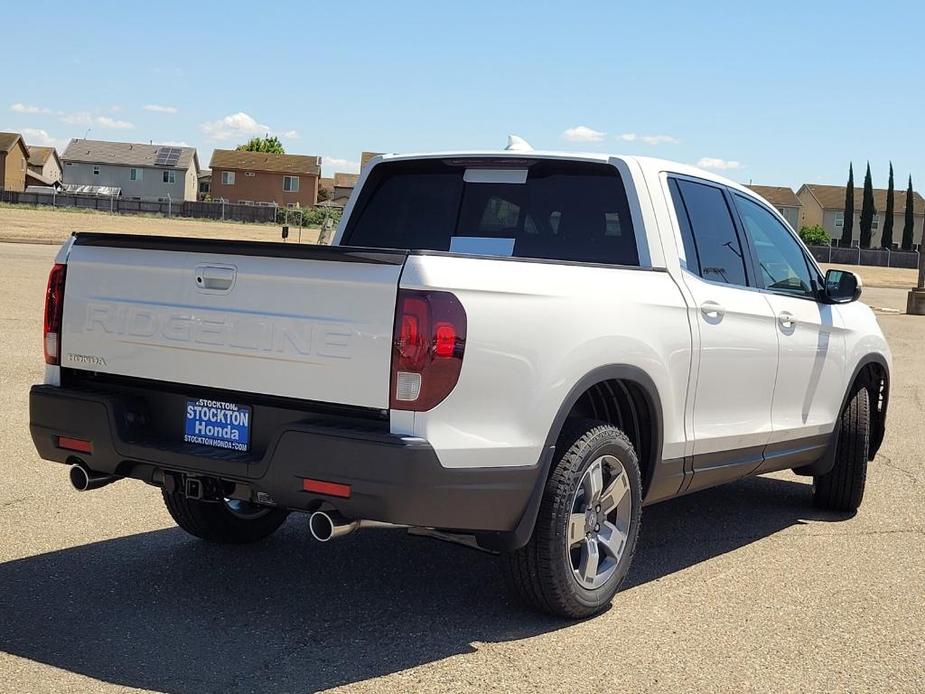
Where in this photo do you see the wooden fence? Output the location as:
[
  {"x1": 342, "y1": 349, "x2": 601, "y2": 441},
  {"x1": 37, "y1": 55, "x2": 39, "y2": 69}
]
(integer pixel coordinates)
[{"x1": 0, "y1": 190, "x2": 277, "y2": 224}]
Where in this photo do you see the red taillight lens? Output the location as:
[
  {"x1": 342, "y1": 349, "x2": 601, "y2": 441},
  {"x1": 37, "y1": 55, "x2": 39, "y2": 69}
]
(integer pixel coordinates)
[
  {"x1": 390, "y1": 290, "x2": 466, "y2": 411},
  {"x1": 43, "y1": 263, "x2": 67, "y2": 365}
]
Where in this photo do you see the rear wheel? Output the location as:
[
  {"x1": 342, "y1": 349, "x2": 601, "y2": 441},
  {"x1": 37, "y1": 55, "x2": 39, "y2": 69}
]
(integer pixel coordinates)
[
  {"x1": 813, "y1": 385, "x2": 870, "y2": 512},
  {"x1": 503, "y1": 419, "x2": 642, "y2": 619},
  {"x1": 163, "y1": 492, "x2": 289, "y2": 544}
]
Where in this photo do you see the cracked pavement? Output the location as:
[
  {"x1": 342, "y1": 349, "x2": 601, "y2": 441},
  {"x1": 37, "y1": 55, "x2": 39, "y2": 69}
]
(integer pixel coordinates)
[{"x1": 0, "y1": 242, "x2": 922, "y2": 693}]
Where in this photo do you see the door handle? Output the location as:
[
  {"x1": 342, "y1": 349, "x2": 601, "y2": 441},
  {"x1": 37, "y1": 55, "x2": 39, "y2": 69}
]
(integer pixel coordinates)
[
  {"x1": 195, "y1": 264, "x2": 236, "y2": 291},
  {"x1": 778, "y1": 311, "x2": 797, "y2": 329},
  {"x1": 700, "y1": 301, "x2": 725, "y2": 320}
]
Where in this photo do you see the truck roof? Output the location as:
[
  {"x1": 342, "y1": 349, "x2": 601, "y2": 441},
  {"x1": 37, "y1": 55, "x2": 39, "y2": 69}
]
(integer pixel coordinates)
[{"x1": 366, "y1": 150, "x2": 752, "y2": 198}]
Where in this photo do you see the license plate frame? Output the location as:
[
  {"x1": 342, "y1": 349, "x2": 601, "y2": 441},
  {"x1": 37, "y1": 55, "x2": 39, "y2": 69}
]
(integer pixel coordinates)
[{"x1": 184, "y1": 398, "x2": 252, "y2": 452}]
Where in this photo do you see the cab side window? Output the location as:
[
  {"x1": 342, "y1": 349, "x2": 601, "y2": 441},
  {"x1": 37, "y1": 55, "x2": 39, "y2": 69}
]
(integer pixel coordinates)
[
  {"x1": 733, "y1": 194, "x2": 816, "y2": 299},
  {"x1": 668, "y1": 178, "x2": 750, "y2": 287}
]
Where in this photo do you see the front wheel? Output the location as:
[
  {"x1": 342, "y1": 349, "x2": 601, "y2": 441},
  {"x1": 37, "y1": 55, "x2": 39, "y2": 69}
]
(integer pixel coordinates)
[
  {"x1": 813, "y1": 385, "x2": 870, "y2": 512},
  {"x1": 163, "y1": 491, "x2": 289, "y2": 544},
  {"x1": 503, "y1": 419, "x2": 642, "y2": 619}
]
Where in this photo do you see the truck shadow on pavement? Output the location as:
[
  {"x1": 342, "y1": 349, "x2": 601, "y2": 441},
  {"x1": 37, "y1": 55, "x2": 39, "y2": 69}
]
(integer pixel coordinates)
[{"x1": 0, "y1": 475, "x2": 851, "y2": 693}]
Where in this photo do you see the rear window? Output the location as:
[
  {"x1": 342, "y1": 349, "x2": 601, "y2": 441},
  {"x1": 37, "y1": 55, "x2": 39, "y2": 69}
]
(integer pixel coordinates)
[{"x1": 343, "y1": 159, "x2": 639, "y2": 265}]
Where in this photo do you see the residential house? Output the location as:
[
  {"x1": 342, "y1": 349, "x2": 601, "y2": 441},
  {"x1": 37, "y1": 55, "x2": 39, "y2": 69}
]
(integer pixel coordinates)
[
  {"x1": 26, "y1": 146, "x2": 63, "y2": 187},
  {"x1": 209, "y1": 149, "x2": 321, "y2": 208},
  {"x1": 0, "y1": 132, "x2": 29, "y2": 192},
  {"x1": 333, "y1": 172, "x2": 359, "y2": 202},
  {"x1": 61, "y1": 139, "x2": 199, "y2": 201},
  {"x1": 797, "y1": 183, "x2": 925, "y2": 247},
  {"x1": 360, "y1": 151, "x2": 383, "y2": 168},
  {"x1": 198, "y1": 169, "x2": 211, "y2": 200},
  {"x1": 745, "y1": 185, "x2": 801, "y2": 231},
  {"x1": 319, "y1": 176, "x2": 334, "y2": 198}
]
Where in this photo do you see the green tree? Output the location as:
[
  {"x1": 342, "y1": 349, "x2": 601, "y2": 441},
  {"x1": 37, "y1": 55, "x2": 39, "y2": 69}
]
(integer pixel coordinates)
[
  {"x1": 235, "y1": 135, "x2": 285, "y2": 154},
  {"x1": 881, "y1": 162, "x2": 894, "y2": 249},
  {"x1": 902, "y1": 176, "x2": 916, "y2": 250},
  {"x1": 840, "y1": 163, "x2": 854, "y2": 247},
  {"x1": 799, "y1": 225, "x2": 830, "y2": 245},
  {"x1": 858, "y1": 162, "x2": 876, "y2": 248}
]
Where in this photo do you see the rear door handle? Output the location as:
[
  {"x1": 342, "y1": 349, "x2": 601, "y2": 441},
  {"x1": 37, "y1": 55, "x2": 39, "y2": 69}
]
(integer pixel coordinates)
[
  {"x1": 778, "y1": 311, "x2": 797, "y2": 329},
  {"x1": 700, "y1": 301, "x2": 725, "y2": 320}
]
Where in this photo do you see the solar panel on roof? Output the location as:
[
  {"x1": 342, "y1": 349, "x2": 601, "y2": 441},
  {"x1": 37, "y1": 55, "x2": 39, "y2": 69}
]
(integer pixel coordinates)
[{"x1": 154, "y1": 147, "x2": 183, "y2": 167}]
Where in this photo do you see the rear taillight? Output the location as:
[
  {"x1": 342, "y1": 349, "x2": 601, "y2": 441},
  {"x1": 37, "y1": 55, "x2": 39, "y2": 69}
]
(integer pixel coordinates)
[
  {"x1": 43, "y1": 263, "x2": 67, "y2": 365},
  {"x1": 390, "y1": 289, "x2": 466, "y2": 410}
]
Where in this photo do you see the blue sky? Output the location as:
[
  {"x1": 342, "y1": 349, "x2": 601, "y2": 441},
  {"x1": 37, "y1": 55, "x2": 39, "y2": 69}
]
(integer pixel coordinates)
[{"x1": 5, "y1": 1, "x2": 925, "y2": 187}]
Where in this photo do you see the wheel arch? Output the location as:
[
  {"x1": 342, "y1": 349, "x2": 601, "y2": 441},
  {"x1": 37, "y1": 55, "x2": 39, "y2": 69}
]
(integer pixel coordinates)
[
  {"x1": 484, "y1": 364, "x2": 663, "y2": 552},
  {"x1": 795, "y1": 352, "x2": 890, "y2": 477}
]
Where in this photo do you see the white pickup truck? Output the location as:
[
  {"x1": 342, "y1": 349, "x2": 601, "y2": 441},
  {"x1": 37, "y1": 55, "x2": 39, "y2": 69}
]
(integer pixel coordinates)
[{"x1": 30, "y1": 145, "x2": 890, "y2": 618}]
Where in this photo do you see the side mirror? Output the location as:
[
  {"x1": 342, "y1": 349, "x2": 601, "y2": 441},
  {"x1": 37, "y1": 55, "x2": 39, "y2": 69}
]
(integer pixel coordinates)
[{"x1": 824, "y1": 268, "x2": 862, "y2": 303}]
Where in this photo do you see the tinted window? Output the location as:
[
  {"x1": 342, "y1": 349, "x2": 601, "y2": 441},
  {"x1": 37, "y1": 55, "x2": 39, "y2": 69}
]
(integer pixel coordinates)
[
  {"x1": 667, "y1": 179, "x2": 700, "y2": 274},
  {"x1": 671, "y1": 179, "x2": 749, "y2": 287},
  {"x1": 344, "y1": 160, "x2": 639, "y2": 266},
  {"x1": 733, "y1": 194, "x2": 816, "y2": 298}
]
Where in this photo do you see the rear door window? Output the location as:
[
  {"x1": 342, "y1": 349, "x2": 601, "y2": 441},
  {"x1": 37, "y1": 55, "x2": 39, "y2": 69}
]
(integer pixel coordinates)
[
  {"x1": 669, "y1": 178, "x2": 750, "y2": 287},
  {"x1": 343, "y1": 160, "x2": 640, "y2": 266}
]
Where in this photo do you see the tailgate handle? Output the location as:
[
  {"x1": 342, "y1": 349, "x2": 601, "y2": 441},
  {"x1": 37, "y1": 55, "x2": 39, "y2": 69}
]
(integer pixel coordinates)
[{"x1": 195, "y1": 264, "x2": 236, "y2": 291}]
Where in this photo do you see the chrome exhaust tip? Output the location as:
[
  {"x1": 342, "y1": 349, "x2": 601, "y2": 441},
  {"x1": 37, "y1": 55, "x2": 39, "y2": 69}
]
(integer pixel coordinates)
[
  {"x1": 308, "y1": 511, "x2": 401, "y2": 542},
  {"x1": 309, "y1": 511, "x2": 359, "y2": 542},
  {"x1": 69, "y1": 463, "x2": 118, "y2": 492}
]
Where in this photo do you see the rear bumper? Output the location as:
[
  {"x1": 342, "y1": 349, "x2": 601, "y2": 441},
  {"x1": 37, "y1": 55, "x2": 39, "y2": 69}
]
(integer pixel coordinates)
[{"x1": 29, "y1": 384, "x2": 540, "y2": 540}]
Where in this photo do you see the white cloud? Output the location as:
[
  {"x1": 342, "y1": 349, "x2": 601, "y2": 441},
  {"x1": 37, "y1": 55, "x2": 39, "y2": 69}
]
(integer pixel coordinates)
[
  {"x1": 60, "y1": 111, "x2": 93, "y2": 126},
  {"x1": 144, "y1": 104, "x2": 178, "y2": 114},
  {"x1": 95, "y1": 116, "x2": 134, "y2": 129},
  {"x1": 322, "y1": 156, "x2": 361, "y2": 177},
  {"x1": 159, "y1": 140, "x2": 190, "y2": 147},
  {"x1": 59, "y1": 112, "x2": 134, "y2": 129},
  {"x1": 640, "y1": 134, "x2": 679, "y2": 145},
  {"x1": 562, "y1": 125, "x2": 606, "y2": 143},
  {"x1": 21, "y1": 128, "x2": 65, "y2": 148},
  {"x1": 697, "y1": 157, "x2": 743, "y2": 171},
  {"x1": 618, "y1": 133, "x2": 678, "y2": 144},
  {"x1": 10, "y1": 102, "x2": 51, "y2": 114},
  {"x1": 200, "y1": 112, "x2": 299, "y2": 141}
]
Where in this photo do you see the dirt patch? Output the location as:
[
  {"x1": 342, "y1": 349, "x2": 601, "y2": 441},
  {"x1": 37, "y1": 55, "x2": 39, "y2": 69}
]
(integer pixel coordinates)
[
  {"x1": 0, "y1": 205, "x2": 322, "y2": 245},
  {"x1": 819, "y1": 263, "x2": 919, "y2": 289}
]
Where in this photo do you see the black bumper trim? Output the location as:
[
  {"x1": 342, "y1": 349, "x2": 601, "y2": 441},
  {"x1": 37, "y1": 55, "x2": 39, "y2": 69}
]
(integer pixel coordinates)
[{"x1": 29, "y1": 385, "x2": 538, "y2": 539}]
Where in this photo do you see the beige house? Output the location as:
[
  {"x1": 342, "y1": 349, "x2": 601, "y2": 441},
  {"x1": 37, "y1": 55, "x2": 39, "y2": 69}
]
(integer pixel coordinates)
[
  {"x1": 745, "y1": 185, "x2": 801, "y2": 231},
  {"x1": 360, "y1": 151, "x2": 383, "y2": 169},
  {"x1": 26, "y1": 146, "x2": 63, "y2": 187},
  {"x1": 333, "y1": 172, "x2": 358, "y2": 202},
  {"x1": 797, "y1": 184, "x2": 925, "y2": 247},
  {"x1": 0, "y1": 132, "x2": 29, "y2": 192}
]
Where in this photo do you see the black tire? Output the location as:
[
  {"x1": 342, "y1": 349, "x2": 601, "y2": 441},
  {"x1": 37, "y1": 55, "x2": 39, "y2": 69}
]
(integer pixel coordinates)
[
  {"x1": 813, "y1": 385, "x2": 870, "y2": 512},
  {"x1": 502, "y1": 419, "x2": 643, "y2": 619},
  {"x1": 163, "y1": 491, "x2": 289, "y2": 544}
]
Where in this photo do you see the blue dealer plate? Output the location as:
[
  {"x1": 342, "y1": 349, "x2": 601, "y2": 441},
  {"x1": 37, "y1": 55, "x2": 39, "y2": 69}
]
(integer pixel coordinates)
[{"x1": 184, "y1": 399, "x2": 251, "y2": 452}]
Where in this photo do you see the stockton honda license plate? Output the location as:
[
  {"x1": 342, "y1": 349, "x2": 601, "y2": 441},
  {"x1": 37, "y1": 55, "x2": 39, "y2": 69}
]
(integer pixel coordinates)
[{"x1": 184, "y1": 399, "x2": 251, "y2": 451}]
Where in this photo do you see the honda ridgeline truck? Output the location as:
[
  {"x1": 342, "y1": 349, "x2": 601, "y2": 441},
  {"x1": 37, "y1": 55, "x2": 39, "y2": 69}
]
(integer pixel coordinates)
[{"x1": 30, "y1": 143, "x2": 890, "y2": 618}]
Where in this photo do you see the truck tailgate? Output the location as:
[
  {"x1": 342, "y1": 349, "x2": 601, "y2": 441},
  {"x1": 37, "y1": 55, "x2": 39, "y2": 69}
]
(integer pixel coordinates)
[{"x1": 60, "y1": 235, "x2": 406, "y2": 409}]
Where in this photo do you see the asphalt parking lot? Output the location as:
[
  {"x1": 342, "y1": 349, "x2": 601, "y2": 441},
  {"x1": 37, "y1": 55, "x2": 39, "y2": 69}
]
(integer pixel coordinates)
[{"x1": 0, "y1": 241, "x2": 922, "y2": 693}]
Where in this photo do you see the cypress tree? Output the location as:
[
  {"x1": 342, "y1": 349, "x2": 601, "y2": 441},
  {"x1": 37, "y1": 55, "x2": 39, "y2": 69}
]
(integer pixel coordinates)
[
  {"x1": 902, "y1": 176, "x2": 915, "y2": 250},
  {"x1": 859, "y1": 162, "x2": 876, "y2": 248},
  {"x1": 840, "y1": 163, "x2": 855, "y2": 247},
  {"x1": 881, "y1": 162, "x2": 894, "y2": 249}
]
